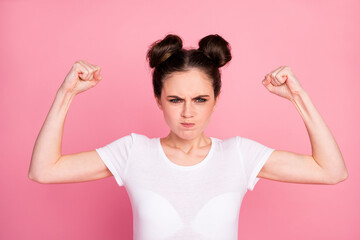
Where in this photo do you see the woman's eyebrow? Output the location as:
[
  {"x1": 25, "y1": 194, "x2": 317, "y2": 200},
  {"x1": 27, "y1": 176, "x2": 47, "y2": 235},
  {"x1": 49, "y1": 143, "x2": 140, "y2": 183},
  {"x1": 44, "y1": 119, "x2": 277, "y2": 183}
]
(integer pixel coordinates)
[{"x1": 167, "y1": 95, "x2": 210, "y2": 99}]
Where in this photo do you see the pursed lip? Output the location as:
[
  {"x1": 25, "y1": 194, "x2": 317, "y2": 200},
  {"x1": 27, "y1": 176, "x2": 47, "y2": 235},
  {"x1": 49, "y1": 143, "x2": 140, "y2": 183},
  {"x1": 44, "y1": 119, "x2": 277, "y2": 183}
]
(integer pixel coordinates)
[{"x1": 181, "y1": 122, "x2": 195, "y2": 127}]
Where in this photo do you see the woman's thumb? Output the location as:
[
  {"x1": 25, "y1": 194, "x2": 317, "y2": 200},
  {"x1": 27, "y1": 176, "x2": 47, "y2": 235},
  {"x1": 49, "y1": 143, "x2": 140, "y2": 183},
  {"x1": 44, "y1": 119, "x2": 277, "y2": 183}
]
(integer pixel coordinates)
[
  {"x1": 262, "y1": 77, "x2": 274, "y2": 91},
  {"x1": 262, "y1": 76, "x2": 270, "y2": 86},
  {"x1": 94, "y1": 70, "x2": 102, "y2": 80}
]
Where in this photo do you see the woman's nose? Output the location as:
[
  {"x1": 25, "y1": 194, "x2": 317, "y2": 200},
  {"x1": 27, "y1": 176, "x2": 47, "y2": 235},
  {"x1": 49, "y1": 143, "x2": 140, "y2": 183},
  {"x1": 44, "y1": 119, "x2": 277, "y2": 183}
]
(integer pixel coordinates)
[{"x1": 181, "y1": 101, "x2": 193, "y2": 117}]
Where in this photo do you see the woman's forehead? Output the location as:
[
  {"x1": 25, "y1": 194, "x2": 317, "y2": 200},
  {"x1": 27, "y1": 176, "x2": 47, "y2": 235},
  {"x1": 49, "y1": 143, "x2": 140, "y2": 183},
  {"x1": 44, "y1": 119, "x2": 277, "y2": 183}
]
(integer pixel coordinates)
[
  {"x1": 164, "y1": 68, "x2": 210, "y2": 80},
  {"x1": 163, "y1": 69, "x2": 213, "y2": 93}
]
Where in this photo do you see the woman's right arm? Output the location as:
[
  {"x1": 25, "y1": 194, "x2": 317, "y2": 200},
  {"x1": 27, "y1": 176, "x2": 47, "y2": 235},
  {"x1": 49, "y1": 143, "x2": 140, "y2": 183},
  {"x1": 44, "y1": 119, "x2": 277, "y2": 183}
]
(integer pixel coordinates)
[{"x1": 28, "y1": 60, "x2": 111, "y2": 184}]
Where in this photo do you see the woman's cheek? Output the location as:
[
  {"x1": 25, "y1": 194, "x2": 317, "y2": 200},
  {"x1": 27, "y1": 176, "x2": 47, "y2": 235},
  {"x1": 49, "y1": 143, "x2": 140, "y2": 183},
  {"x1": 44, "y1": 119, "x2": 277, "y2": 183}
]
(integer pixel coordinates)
[{"x1": 164, "y1": 108, "x2": 178, "y2": 126}]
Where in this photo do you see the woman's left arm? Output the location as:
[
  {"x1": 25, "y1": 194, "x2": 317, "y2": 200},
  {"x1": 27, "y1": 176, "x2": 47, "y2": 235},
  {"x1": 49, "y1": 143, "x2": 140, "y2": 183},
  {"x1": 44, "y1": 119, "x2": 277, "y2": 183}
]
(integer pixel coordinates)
[{"x1": 258, "y1": 66, "x2": 348, "y2": 185}]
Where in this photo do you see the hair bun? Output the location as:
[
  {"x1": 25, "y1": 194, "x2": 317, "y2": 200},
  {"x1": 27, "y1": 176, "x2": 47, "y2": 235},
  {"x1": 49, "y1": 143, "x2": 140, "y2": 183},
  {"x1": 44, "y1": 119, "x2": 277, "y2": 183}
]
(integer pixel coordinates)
[
  {"x1": 198, "y1": 34, "x2": 232, "y2": 68},
  {"x1": 146, "y1": 34, "x2": 183, "y2": 68}
]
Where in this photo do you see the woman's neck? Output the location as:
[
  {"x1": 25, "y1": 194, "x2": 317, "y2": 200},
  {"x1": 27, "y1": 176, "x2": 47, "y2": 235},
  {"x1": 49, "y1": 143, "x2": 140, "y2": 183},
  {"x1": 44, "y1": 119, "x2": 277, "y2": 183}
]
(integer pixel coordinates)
[{"x1": 161, "y1": 132, "x2": 211, "y2": 154}]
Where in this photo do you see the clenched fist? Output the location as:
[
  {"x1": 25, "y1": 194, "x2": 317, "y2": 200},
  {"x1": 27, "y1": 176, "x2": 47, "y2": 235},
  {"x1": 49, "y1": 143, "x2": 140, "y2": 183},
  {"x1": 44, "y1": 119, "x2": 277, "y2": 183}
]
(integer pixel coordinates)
[
  {"x1": 60, "y1": 60, "x2": 102, "y2": 95},
  {"x1": 262, "y1": 66, "x2": 304, "y2": 101}
]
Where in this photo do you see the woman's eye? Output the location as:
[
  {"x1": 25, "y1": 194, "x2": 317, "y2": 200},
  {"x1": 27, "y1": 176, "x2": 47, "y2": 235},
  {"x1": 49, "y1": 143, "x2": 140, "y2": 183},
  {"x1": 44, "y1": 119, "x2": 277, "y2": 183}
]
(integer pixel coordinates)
[
  {"x1": 196, "y1": 98, "x2": 207, "y2": 103},
  {"x1": 169, "y1": 98, "x2": 207, "y2": 103}
]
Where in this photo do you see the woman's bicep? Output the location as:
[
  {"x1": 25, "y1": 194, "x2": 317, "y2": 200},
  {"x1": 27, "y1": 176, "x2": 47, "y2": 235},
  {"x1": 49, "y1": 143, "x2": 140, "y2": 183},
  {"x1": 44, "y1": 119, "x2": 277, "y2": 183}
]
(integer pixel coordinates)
[
  {"x1": 34, "y1": 150, "x2": 112, "y2": 184},
  {"x1": 257, "y1": 150, "x2": 334, "y2": 184}
]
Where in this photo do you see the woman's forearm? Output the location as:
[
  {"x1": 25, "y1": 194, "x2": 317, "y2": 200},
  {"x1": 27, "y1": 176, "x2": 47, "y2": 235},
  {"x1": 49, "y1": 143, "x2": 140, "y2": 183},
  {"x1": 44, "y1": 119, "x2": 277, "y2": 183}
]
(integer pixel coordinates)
[
  {"x1": 290, "y1": 89, "x2": 348, "y2": 181},
  {"x1": 29, "y1": 88, "x2": 76, "y2": 181}
]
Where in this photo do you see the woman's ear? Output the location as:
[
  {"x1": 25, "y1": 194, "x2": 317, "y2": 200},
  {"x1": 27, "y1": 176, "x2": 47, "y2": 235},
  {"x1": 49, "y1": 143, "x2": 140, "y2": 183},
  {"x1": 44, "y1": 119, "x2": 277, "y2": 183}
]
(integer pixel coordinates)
[
  {"x1": 213, "y1": 95, "x2": 220, "y2": 112},
  {"x1": 155, "y1": 96, "x2": 163, "y2": 111}
]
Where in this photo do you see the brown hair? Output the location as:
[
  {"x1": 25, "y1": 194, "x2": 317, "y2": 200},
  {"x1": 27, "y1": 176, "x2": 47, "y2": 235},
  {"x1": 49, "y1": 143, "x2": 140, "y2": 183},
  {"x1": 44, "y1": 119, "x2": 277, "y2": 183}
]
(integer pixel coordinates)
[{"x1": 146, "y1": 34, "x2": 232, "y2": 100}]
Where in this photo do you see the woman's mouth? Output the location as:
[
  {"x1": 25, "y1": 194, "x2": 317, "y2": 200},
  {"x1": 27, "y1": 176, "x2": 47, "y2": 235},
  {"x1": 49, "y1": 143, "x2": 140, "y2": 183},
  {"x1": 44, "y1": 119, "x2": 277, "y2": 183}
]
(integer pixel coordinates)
[{"x1": 181, "y1": 123, "x2": 195, "y2": 128}]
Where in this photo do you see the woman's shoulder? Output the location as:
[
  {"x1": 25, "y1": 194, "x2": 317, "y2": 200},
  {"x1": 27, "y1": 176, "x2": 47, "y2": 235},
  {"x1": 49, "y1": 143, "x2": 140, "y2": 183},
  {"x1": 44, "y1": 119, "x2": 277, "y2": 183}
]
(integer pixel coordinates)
[
  {"x1": 211, "y1": 136, "x2": 239, "y2": 149},
  {"x1": 214, "y1": 135, "x2": 263, "y2": 148},
  {"x1": 128, "y1": 132, "x2": 157, "y2": 144},
  {"x1": 129, "y1": 132, "x2": 148, "y2": 138},
  {"x1": 213, "y1": 135, "x2": 238, "y2": 143}
]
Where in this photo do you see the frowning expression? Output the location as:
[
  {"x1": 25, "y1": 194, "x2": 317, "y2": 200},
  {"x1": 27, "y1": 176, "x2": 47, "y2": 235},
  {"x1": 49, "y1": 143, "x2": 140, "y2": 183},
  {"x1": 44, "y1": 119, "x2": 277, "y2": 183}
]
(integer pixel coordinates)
[{"x1": 156, "y1": 68, "x2": 219, "y2": 139}]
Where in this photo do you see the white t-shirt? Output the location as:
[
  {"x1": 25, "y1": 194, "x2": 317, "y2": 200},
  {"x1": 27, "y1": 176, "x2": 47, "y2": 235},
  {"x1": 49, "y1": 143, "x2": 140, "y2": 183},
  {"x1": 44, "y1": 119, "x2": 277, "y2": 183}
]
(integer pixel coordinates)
[{"x1": 96, "y1": 133, "x2": 275, "y2": 240}]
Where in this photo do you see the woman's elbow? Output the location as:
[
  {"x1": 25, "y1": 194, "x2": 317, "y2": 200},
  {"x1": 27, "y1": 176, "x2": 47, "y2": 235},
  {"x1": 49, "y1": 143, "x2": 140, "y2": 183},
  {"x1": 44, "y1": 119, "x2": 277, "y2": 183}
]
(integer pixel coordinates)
[
  {"x1": 28, "y1": 171, "x2": 46, "y2": 184},
  {"x1": 330, "y1": 171, "x2": 349, "y2": 185}
]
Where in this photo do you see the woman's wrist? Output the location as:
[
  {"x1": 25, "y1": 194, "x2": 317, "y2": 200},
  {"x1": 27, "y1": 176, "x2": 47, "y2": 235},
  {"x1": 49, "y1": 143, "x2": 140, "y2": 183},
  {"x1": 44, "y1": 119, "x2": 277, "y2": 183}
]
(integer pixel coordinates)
[{"x1": 57, "y1": 86, "x2": 77, "y2": 99}]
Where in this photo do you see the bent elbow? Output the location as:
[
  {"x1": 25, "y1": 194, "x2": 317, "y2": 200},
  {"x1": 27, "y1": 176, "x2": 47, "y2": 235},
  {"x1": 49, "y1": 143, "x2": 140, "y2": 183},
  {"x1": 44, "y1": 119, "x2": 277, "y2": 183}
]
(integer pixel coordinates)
[
  {"x1": 28, "y1": 172, "x2": 40, "y2": 183},
  {"x1": 28, "y1": 171, "x2": 46, "y2": 184},
  {"x1": 328, "y1": 171, "x2": 349, "y2": 185},
  {"x1": 338, "y1": 171, "x2": 349, "y2": 183}
]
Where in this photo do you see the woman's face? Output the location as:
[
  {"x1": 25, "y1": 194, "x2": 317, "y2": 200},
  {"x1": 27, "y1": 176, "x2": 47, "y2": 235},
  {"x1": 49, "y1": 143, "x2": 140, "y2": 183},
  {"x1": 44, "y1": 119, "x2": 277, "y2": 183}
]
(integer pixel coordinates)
[{"x1": 156, "y1": 68, "x2": 219, "y2": 140}]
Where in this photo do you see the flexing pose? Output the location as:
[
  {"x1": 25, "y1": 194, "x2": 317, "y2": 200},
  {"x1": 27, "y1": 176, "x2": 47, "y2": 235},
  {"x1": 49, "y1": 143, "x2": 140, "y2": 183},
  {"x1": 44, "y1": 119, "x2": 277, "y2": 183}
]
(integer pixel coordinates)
[{"x1": 29, "y1": 34, "x2": 348, "y2": 240}]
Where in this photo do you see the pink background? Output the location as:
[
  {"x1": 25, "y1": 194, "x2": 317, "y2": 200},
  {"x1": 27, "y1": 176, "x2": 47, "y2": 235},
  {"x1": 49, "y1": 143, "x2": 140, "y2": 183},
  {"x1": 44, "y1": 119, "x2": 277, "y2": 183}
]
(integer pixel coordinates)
[{"x1": 1, "y1": 0, "x2": 359, "y2": 239}]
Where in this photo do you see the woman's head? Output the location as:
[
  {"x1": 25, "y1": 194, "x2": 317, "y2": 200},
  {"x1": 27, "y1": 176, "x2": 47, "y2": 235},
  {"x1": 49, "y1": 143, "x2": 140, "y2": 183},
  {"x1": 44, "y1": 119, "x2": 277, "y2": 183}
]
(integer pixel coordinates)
[
  {"x1": 146, "y1": 34, "x2": 232, "y2": 139},
  {"x1": 146, "y1": 34, "x2": 232, "y2": 100}
]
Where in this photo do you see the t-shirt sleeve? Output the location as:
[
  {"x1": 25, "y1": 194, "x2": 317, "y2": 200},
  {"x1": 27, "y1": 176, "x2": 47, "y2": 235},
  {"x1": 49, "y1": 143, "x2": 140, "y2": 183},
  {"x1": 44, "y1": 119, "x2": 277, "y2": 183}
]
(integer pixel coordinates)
[
  {"x1": 236, "y1": 136, "x2": 275, "y2": 191},
  {"x1": 95, "y1": 133, "x2": 135, "y2": 187}
]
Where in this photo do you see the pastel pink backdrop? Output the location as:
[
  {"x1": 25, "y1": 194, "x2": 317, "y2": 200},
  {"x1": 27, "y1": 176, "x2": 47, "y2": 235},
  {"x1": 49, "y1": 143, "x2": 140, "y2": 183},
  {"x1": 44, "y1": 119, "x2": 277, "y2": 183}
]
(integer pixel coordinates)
[{"x1": 1, "y1": 0, "x2": 358, "y2": 239}]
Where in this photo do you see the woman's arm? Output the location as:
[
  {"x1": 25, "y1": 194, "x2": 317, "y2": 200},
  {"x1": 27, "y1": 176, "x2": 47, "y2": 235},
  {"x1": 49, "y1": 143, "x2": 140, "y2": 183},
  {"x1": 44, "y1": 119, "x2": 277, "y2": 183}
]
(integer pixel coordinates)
[
  {"x1": 258, "y1": 66, "x2": 348, "y2": 184},
  {"x1": 29, "y1": 88, "x2": 75, "y2": 181},
  {"x1": 290, "y1": 89, "x2": 347, "y2": 180},
  {"x1": 28, "y1": 60, "x2": 106, "y2": 183}
]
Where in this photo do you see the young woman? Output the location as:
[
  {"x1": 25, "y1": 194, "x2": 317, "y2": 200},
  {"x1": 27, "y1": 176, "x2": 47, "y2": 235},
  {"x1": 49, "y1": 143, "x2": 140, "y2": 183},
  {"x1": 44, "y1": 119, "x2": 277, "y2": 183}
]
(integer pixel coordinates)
[{"x1": 29, "y1": 34, "x2": 348, "y2": 240}]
